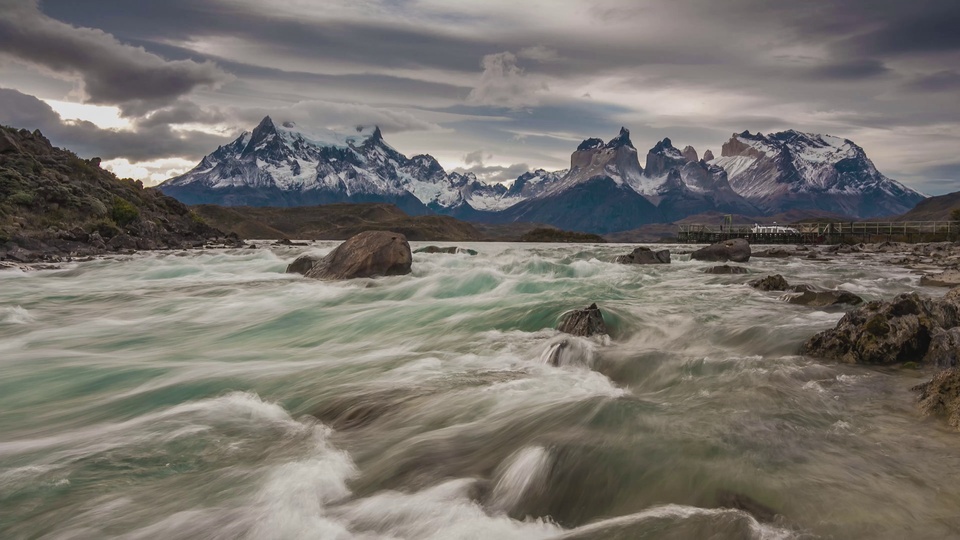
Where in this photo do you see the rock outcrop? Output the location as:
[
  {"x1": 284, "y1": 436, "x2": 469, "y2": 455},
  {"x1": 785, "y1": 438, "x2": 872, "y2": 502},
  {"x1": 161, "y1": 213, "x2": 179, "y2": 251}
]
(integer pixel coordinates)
[
  {"x1": 557, "y1": 303, "x2": 607, "y2": 337},
  {"x1": 802, "y1": 290, "x2": 960, "y2": 365},
  {"x1": 702, "y1": 149, "x2": 715, "y2": 161},
  {"x1": 0, "y1": 126, "x2": 234, "y2": 263},
  {"x1": 691, "y1": 238, "x2": 751, "y2": 262},
  {"x1": 681, "y1": 145, "x2": 699, "y2": 163},
  {"x1": 615, "y1": 246, "x2": 671, "y2": 265},
  {"x1": 288, "y1": 231, "x2": 412, "y2": 280},
  {"x1": 914, "y1": 368, "x2": 960, "y2": 430}
]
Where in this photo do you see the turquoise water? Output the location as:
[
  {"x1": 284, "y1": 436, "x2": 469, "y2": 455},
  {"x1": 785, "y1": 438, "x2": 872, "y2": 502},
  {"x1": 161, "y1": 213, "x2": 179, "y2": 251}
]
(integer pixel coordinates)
[{"x1": 1, "y1": 243, "x2": 959, "y2": 539}]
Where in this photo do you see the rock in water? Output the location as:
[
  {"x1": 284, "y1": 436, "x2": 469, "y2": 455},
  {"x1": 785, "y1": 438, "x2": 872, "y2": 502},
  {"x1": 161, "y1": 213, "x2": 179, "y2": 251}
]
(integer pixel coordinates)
[
  {"x1": 920, "y1": 269, "x2": 960, "y2": 287},
  {"x1": 286, "y1": 254, "x2": 321, "y2": 275},
  {"x1": 913, "y1": 368, "x2": 960, "y2": 430},
  {"x1": 557, "y1": 303, "x2": 607, "y2": 337},
  {"x1": 785, "y1": 284, "x2": 863, "y2": 308},
  {"x1": 704, "y1": 265, "x2": 748, "y2": 275},
  {"x1": 414, "y1": 246, "x2": 478, "y2": 255},
  {"x1": 802, "y1": 291, "x2": 960, "y2": 365},
  {"x1": 691, "y1": 238, "x2": 750, "y2": 262},
  {"x1": 615, "y1": 247, "x2": 671, "y2": 264},
  {"x1": 293, "y1": 231, "x2": 412, "y2": 280},
  {"x1": 750, "y1": 274, "x2": 789, "y2": 291}
]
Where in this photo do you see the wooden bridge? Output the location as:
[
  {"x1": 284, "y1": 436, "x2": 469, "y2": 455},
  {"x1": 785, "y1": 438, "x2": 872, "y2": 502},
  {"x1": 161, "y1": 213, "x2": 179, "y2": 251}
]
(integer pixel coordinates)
[{"x1": 677, "y1": 221, "x2": 960, "y2": 244}]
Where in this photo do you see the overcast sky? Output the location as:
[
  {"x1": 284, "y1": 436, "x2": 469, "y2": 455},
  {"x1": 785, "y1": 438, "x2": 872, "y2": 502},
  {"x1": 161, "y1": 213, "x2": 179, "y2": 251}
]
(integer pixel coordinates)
[{"x1": 1, "y1": 0, "x2": 959, "y2": 193}]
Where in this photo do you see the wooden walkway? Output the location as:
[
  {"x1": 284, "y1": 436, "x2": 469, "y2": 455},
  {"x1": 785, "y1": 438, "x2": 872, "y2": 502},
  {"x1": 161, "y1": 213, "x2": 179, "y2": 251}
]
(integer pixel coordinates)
[{"x1": 677, "y1": 221, "x2": 959, "y2": 244}]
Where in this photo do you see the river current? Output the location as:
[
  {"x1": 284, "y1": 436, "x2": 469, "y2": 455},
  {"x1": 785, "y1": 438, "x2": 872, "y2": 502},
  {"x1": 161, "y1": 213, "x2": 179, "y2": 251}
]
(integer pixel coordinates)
[{"x1": 1, "y1": 242, "x2": 959, "y2": 539}]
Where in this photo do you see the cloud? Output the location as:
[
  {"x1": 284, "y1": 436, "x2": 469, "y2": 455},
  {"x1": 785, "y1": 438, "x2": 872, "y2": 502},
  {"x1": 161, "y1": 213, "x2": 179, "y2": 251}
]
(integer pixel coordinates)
[
  {"x1": 0, "y1": 1, "x2": 230, "y2": 114},
  {"x1": 518, "y1": 45, "x2": 560, "y2": 63},
  {"x1": 236, "y1": 100, "x2": 445, "y2": 134},
  {"x1": 453, "y1": 151, "x2": 531, "y2": 184},
  {"x1": 462, "y1": 150, "x2": 487, "y2": 165},
  {"x1": 904, "y1": 70, "x2": 960, "y2": 92},
  {"x1": 0, "y1": 87, "x2": 228, "y2": 162},
  {"x1": 466, "y1": 52, "x2": 548, "y2": 109}
]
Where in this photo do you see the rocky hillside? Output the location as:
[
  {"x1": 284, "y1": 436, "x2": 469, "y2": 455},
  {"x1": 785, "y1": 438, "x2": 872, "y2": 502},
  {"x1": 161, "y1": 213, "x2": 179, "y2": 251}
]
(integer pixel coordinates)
[
  {"x1": 894, "y1": 191, "x2": 960, "y2": 221},
  {"x1": 0, "y1": 126, "x2": 232, "y2": 262}
]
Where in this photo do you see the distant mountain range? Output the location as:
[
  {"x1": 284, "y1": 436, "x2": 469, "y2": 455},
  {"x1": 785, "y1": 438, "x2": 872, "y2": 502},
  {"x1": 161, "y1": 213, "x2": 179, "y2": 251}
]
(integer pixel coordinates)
[{"x1": 159, "y1": 117, "x2": 926, "y2": 233}]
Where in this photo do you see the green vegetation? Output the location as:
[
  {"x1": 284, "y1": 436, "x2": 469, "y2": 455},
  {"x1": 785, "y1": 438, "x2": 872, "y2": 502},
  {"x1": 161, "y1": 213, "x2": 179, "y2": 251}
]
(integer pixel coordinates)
[
  {"x1": 951, "y1": 208, "x2": 960, "y2": 222},
  {"x1": 110, "y1": 197, "x2": 140, "y2": 227}
]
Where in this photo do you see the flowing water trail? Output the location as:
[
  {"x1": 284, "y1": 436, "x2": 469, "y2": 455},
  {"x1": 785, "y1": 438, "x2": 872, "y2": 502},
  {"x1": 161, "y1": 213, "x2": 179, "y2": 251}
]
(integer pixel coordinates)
[{"x1": 1, "y1": 243, "x2": 958, "y2": 539}]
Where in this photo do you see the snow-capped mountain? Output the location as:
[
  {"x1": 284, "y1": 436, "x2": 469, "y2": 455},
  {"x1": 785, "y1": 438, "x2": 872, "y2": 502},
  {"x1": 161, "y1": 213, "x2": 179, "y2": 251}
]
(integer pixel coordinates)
[
  {"x1": 639, "y1": 137, "x2": 759, "y2": 220},
  {"x1": 161, "y1": 116, "x2": 453, "y2": 215},
  {"x1": 710, "y1": 130, "x2": 925, "y2": 218},
  {"x1": 159, "y1": 118, "x2": 926, "y2": 233}
]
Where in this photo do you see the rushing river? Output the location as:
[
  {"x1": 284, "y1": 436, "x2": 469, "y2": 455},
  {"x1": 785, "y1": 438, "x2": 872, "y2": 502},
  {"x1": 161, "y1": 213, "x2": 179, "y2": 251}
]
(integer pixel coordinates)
[{"x1": 1, "y1": 242, "x2": 959, "y2": 539}]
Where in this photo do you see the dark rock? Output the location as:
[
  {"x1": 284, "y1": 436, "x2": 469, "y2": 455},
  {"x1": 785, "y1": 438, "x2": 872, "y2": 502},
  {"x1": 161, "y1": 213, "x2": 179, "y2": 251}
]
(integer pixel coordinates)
[
  {"x1": 557, "y1": 303, "x2": 607, "y2": 337},
  {"x1": 300, "y1": 231, "x2": 412, "y2": 280},
  {"x1": 702, "y1": 149, "x2": 715, "y2": 161},
  {"x1": 107, "y1": 233, "x2": 138, "y2": 251},
  {"x1": 285, "y1": 254, "x2": 321, "y2": 275},
  {"x1": 802, "y1": 291, "x2": 960, "y2": 365},
  {"x1": 704, "y1": 265, "x2": 748, "y2": 275},
  {"x1": 913, "y1": 368, "x2": 960, "y2": 430},
  {"x1": 750, "y1": 274, "x2": 789, "y2": 291},
  {"x1": 414, "y1": 245, "x2": 478, "y2": 255},
  {"x1": 5, "y1": 247, "x2": 39, "y2": 263},
  {"x1": 784, "y1": 284, "x2": 863, "y2": 308},
  {"x1": 691, "y1": 238, "x2": 750, "y2": 262},
  {"x1": 615, "y1": 246, "x2": 670, "y2": 264}
]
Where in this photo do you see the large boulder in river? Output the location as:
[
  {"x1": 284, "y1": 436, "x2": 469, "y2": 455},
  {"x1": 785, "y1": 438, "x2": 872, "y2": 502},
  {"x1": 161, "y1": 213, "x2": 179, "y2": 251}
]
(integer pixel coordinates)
[
  {"x1": 557, "y1": 303, "x2": 607, "y2": 337},
  {"x1": 287, "y1": 231, "x2": 412, "y2": 280},
  {"x1": 920, "y1": 269, "x2": 960, "y2": 287},
  {"x1": 615, "y1": 247, "x2": 670, "y2": 264},
  {"x1": 913, "y1": 368, "x2": 960, "y2": 430},
  {"x1": 801, "y1": 290, "x2": 960, "y2": 365},
  {"x1": 691, "y1": 238, "x2": 750, "y2": 263},
  {"x1": 286, "y1": 254, "x2": 320, "y2": 275}
]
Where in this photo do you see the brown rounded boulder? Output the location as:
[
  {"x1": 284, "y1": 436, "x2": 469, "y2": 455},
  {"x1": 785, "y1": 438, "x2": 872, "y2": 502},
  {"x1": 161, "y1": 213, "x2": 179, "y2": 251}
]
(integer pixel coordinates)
[{"x1": 287, "y1": 231, "x2": 412, "y2": 280}]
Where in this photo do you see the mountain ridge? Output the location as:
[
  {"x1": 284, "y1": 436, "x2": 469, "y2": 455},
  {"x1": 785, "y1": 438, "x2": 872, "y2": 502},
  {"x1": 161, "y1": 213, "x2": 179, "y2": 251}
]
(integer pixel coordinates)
[{"x1": 158, "y1": 118, "x2": 927, "y2": 233}]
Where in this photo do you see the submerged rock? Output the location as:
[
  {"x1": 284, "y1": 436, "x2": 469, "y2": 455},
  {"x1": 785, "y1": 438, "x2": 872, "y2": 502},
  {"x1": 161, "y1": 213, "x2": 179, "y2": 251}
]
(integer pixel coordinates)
[
  {"x1": 920, "y1": 269, "x2": 960, "y2": 287},
  {"x1": 615, "y1": 246, "x2": 670, "y2": 264},
  {"x1": 414, "y1": 245, "x2": 478, "y2": 255},
  {"x1": 802, "y1": 290, "x2": 960, "y2": 365},
  {"x1": 785, "y1": 284, "x2": 863, "y2": 308},
  {"x1": 704, "y1": 265, "x2": 748, "y2": 275},
  {"x1": 752, "y1": 247, "x2": 794, "y2": 258},
  {"x1": 750, "y1": 274, "x2": 789, "y2": 291},
  {"x1": 557, "y1": 303, "x2": 607, "y2": 337},
  {"x1": 914, "y1": 368, "x2": 960, "y2": 430},
  {"x1": 691, "y1": 238, "x2": 750, "y2": 263},
  {"x1": 287, "y1": 231, "x2": 412, "y2": 280}
]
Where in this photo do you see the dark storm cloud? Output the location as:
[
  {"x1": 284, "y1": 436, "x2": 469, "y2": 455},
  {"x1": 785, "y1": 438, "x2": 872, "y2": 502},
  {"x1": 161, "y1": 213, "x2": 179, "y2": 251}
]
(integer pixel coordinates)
[
  {"x1": 0, "y1": 1, "x2": 230, "y2": 114},
  {"x1": 0, "y1": 88, "x2": 228, "y2": 161},
  {"x1": 905, "y1": 71, "x2": 960, "y2": 92},
  {"x1": 3, "y1": 0, "x2": 960, "y2": 191}
]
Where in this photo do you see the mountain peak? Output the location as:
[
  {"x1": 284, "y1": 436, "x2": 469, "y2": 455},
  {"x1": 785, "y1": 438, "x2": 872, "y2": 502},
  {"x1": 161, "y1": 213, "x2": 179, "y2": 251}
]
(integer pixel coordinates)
[
  {"x1": 607, "y1": 127, "x2": 633, "y2": 148},
  {"x1": 256, "y1": 116, "x2": 276, "y2": 131}
]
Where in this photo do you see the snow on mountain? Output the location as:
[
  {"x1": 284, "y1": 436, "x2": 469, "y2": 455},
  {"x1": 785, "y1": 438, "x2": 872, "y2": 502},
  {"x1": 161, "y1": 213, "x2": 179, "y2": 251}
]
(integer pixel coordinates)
[
  {"x1": 159, "y1": 118, "x2": 926, "y2": 230},
  {"x1": 710, "y1": 130, "x2": 925, "y2": 218}
]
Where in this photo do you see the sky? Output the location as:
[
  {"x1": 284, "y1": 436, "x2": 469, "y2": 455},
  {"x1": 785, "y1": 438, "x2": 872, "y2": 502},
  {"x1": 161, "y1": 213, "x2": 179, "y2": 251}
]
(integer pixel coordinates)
[{"x1": 0, "y1": 0, "x2": 959, "y2": 194}]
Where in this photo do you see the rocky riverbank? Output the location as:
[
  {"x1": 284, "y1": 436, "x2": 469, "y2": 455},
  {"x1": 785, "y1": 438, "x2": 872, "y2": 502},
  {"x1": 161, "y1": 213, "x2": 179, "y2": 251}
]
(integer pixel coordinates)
[{"x1": 1, "y1": 127, "x2": 239, "y2": 266}]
